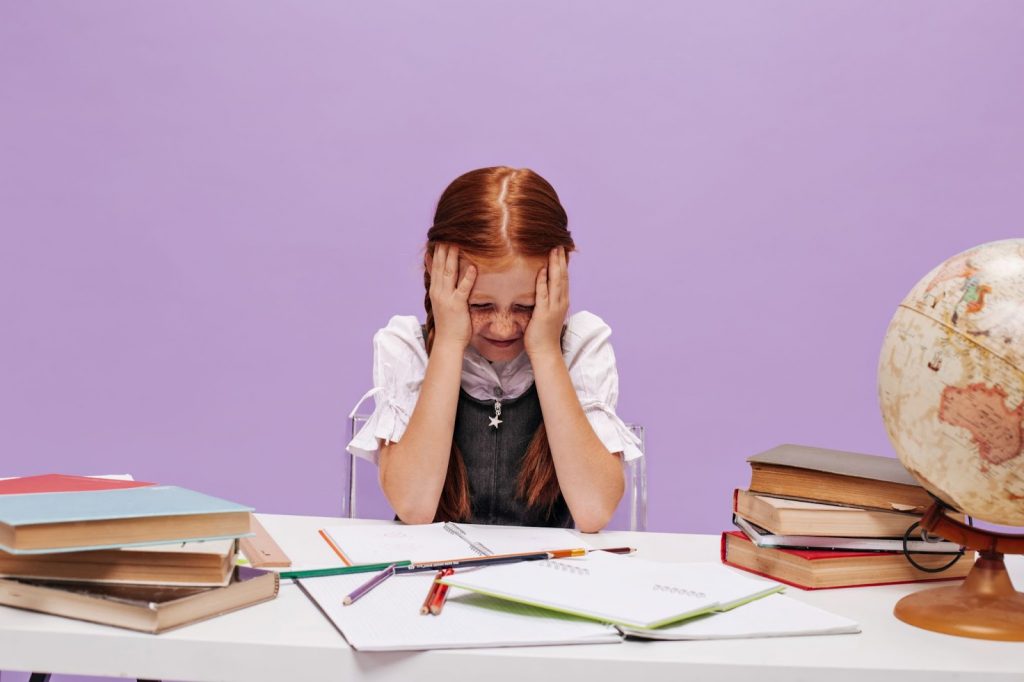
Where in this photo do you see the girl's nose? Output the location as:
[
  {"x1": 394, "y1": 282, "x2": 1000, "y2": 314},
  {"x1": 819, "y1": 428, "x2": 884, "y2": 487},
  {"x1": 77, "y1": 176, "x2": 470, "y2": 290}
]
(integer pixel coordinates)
[{"x1": 489, "y1": 313, "x2": 518, "y2": 339}]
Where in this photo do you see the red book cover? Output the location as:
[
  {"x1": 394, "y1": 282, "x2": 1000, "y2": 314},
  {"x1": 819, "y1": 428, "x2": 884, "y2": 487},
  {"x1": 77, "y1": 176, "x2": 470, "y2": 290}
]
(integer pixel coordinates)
[
  {"x1": 720, "y1": 531, "x2": 967, "y2": 590},
  {"x1": 0, "y1": 474, "x2": 155, "y2": 495}
]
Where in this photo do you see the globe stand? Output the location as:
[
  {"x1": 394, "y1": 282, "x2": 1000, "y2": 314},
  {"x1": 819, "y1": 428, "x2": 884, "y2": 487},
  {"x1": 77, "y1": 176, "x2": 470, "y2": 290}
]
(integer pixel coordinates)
[{"x1": 894, "y1": 502, "x2": 1024, "y2": 641}]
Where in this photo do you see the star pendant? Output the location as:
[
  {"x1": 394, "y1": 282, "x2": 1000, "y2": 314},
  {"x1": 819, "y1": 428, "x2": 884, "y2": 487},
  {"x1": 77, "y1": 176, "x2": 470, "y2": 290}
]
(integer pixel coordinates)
[{"x1": 489, "y1": 415, "x2": 503, "y2": 429}]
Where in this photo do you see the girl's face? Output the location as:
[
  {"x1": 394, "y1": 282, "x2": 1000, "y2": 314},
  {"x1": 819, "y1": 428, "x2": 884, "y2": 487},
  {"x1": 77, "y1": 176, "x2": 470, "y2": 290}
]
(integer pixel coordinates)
[{"x1": 465, "y1": 255, "x2": 546, "y2": 362}]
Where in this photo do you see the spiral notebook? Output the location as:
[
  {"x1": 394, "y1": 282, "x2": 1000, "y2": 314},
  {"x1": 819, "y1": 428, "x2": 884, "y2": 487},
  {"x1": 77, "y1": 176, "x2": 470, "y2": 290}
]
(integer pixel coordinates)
[
  {"x1": 320, "y1": 522, "x2": 590, "y2": 565},
  {"x1": 440, "y1": 552, "x2": 784, "y2": 629}
]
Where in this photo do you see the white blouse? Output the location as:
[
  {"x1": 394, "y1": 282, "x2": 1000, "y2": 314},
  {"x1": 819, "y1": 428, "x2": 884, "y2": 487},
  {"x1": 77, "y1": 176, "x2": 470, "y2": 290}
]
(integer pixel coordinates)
[{"x1": 346, "y1": 310, "x2": 643, "y2": 464}]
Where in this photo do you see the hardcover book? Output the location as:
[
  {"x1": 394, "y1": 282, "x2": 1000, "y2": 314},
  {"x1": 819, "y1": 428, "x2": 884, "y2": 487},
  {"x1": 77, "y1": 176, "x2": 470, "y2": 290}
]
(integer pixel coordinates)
[
  {"x1": 0, "y1": 486, "x2": 253, "y2": 554},
  {"x1": 732, "y1": 489, "x2": 929, "y2": 538},
  {"x1": 732, "y1": 514, "x2": 963, "y2": 554},
  {"x1": 0, "y1": 566, "x2": 278, "y2": 633},
  {"x1": 747, "y1": 444, "x2": 935, "y2": 512},
  {"x1": 720, "y1": 531, "x2": 972, "y2": 590},
  {"x1": 0, "y1": 539, "x2": 237, "y2": 586}
]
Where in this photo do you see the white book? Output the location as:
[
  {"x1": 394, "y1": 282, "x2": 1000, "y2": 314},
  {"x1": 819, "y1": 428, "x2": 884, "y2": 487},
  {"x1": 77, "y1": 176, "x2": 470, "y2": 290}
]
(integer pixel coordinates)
[
  {"x1": 320, "y1": 521, "x2": 591, "y2": 564},
  {"x1": 617, "y1": 593, "x2": 860, "y2": 640},
  {"x1": 441, "y1": 552, "x2": 784, "y2": 629},
  {"x1": 297, "y1": 571, "x2": 620, "y2": 651},
  {"x1": 734, "y1": 514, "x2": 963, "y2": 553}
]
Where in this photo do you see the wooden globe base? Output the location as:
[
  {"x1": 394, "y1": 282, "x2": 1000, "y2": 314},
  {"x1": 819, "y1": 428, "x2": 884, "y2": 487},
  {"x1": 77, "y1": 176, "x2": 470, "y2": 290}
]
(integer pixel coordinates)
[
  {"x1": 895, "y1": 552, "x2": 1024, "y2": 640},
  {"x1": 893, "y1": 504, "x2": 1024, "y2": 640}
]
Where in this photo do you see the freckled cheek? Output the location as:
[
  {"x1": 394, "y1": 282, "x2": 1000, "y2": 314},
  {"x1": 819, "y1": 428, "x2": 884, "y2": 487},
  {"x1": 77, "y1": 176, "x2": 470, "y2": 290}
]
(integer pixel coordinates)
[{"x1": 469, "y1": 310, "x2": 491, "y2": 333}]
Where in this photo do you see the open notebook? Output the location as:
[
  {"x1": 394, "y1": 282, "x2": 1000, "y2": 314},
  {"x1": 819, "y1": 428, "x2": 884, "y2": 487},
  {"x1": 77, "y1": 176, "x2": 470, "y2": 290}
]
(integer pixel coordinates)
[
  {"x1": 441, "y1": 552, "x2": 784, "y2": 629},
  {"x1": 320, "y1": 522, "x2": 591, "y2": 565},
  {"x1": 297, "y1": 571, "x2": 620, "y2": 651},
  {"x1": 617, "y1": 592, "x2": 860, "y2": 640}
]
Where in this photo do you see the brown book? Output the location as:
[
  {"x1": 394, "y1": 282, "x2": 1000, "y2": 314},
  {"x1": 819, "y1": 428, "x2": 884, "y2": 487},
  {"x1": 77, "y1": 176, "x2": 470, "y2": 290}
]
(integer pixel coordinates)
[
  {"x1": 0, "y1": 539, "x2": 236, "y2": 586},
  {"x1": 747, "y1": 444, "x2": 934, "y2": 512},
  {"x1": 733, "y1": 489, "x2": 924, "y2": 538},
  {"x1": 721, "y1": 531, "x2": 972, "y2": 590},
  {"x1": 0, "y1": 566, "x2": 278, "y2": 633}
]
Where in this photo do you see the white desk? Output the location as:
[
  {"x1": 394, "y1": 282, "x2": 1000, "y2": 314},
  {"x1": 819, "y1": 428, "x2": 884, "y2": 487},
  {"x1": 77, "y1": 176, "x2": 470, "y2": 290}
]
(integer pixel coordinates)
[{"x1": 1, "y1": 513, "x2": 1023, "y2": 682}]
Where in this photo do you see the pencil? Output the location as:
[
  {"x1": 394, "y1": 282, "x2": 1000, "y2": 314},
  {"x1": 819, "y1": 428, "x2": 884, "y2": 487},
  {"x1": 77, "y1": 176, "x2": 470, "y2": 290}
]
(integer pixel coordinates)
[
  {"x1": 280, "y1": 560, "x2": 412, "y2": 580},
  {"x1": 342, "y1": 563, "x2": 397, "y2": 605},
  {"x1": 420, "y1": 570, "x2": 445, "y2": 615},
  {"x1": 399, "y1": 551, "x2": 552, "y2": 574},
  {"x1": 429, "y1": 568, "x2": 455, "y2": 615},
  {"x1": 593, "y1": 546, "x2": 636, "y2": 555}
]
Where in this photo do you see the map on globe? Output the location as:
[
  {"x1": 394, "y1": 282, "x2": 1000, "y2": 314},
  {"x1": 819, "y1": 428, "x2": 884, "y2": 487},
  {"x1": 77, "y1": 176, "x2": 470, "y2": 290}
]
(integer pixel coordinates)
[{"x1": 879, "y1": 239, "x2": 1024, "y2": 525}]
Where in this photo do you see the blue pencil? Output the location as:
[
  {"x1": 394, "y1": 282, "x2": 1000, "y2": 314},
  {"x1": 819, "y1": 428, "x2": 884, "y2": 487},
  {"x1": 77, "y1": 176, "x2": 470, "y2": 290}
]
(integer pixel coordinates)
[{"x1": 342, "y1": 562, "x2": 397, "y2": 605}]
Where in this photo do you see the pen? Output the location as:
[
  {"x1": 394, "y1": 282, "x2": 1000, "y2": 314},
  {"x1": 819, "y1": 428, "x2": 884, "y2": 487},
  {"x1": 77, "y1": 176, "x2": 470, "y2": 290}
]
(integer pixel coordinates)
[
  {"x1": 343, "y1": 563, "x2": 397, "y2": 605},
  {"x1": 279, "y1": 560, "x2": 412, "y2": 580},
  {"x1": 429, "y1": 568, "x2": 455, "y2": 615},
  {"x1": 399, "y1": 551, "x2": 553, "y2": 574},
  {"x1": 420, "y1": 570, "x2": 445, "y2": 615}
]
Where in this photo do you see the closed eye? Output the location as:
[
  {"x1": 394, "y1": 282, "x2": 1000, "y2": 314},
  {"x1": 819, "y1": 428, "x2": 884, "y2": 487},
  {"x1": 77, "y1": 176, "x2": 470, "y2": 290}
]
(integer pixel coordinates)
[
  {"x1": 513, "y1": 305, "x2": 535, "y2": 313},
  {"x1": 469, "y1": 304, "x2": 494, "y2": 311}
]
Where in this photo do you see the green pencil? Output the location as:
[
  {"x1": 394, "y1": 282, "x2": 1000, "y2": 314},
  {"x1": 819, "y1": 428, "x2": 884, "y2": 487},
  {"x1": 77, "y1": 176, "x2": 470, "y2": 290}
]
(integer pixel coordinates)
[{"x1": 279, "y1": 560, "x2": 412, "y2": 580}]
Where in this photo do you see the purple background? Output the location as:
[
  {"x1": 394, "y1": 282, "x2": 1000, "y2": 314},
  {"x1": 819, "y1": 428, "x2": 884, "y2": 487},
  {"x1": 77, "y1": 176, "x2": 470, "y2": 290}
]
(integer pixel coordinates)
[
  {"x1": 3, "y1": 0, "x2": 1024, "y2": 553},
  {"x1": 2, "y1": 1, "x2": 1023, "y2": 679}
]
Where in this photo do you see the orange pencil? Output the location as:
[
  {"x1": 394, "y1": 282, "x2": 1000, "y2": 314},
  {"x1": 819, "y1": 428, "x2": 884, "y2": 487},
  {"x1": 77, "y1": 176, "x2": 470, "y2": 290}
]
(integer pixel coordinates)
[{"x1": 429, "y1": 568, "x2": 455, "y2": 616}]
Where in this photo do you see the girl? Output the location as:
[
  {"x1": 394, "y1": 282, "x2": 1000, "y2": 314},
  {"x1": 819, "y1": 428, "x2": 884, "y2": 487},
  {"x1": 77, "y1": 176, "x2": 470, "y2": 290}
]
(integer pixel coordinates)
[{"x1": 347, "y1": 167, "x2": 642, "y2": 532}]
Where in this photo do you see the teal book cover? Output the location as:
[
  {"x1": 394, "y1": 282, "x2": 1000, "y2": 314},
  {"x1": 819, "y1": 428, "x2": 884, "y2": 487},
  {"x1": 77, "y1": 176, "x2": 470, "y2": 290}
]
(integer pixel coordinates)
[
  {"x1": 0, "y1": 486, "x2": 252, "y2": 526},
  {"x1": 0, "y1": 486, "x2": 254, "y2": 554}
]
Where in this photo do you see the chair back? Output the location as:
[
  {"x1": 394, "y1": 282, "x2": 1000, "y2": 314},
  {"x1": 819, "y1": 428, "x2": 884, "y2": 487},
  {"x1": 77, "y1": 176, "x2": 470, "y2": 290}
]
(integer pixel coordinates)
[{"x1": 345, "y1": 416, "x2": 647, "y2": 531}]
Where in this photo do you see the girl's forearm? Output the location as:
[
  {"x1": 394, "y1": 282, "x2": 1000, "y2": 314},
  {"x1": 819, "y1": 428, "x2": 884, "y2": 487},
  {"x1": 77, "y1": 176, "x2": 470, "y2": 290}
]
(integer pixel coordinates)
[
  {"x1": 529, "y1": 351, "x2": 625, "y2": 532},
  {"x1": 378, "y1": 341, "x2": 464, "y2": 523}
]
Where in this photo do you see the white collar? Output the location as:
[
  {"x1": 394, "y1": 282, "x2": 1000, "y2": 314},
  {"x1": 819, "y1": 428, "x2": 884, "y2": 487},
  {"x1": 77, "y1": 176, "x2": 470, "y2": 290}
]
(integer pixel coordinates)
[{"x1": 461, "y1": 346, "x2": 534, "y2": 401}]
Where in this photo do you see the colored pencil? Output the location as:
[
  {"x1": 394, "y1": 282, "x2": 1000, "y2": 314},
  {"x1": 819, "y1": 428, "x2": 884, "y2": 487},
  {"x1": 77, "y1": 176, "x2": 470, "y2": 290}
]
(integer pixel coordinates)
[
  {"x1": 420, "y1": 570, "x2": 445, "y2": 615},
  {"x1": 397, "y1": 546, "x2": 637, "y2": 574},
  {"x1": 399, "y1": 551, "x2": 553, "y2": 574},
  {"x1": 343, "y1": 563, "x2": 397, "y2": 605},
  {"x1": 279, "y1": 560, "x2": 412, "y2": 580},
  {"x1": 429, "y1": 568, "x2": 455, "y2": 615}
]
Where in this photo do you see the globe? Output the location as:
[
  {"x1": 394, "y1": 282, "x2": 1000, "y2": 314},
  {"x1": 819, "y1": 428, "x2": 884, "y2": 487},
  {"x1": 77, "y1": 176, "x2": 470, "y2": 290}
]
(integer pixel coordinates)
[{"x1": 879, "y1": 239, "x2": 1024, "y2": 527}]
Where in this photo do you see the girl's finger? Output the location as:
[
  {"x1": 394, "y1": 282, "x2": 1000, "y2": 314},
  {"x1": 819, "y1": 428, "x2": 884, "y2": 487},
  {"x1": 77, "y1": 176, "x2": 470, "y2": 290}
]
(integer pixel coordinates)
[
  {"x1": 443, "y1": 245, "x2": 459, "y2": 289},
  {"x1": 455, "y1": 264, "x2": 477, "y2": 299},
  {"x1": 431, "y1": 244, "x2": 446, "y2": 284},
  {"x1": 535, "y1": 266, "x2": 549, "y2": 306},
  {"x1": 547, "y1": 248, "x2": 562, "y2": 302},
  {"x1": 560, "y1": 247, "x2": 569, "y2": 299}
]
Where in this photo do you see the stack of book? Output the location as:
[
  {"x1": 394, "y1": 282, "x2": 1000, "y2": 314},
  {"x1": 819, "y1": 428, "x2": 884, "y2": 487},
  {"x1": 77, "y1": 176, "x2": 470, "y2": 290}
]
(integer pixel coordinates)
[
  {"x1": 0, "y1": 474, "x2": 278, "y2": 632},
  {"x1": 721, "y1": 444, "x2": 974, "y2": 589}
]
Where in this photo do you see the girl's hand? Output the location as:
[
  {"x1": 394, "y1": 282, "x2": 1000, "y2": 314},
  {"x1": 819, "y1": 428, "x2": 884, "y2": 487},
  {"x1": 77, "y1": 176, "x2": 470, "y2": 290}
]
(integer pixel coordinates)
[
  {"x1": 524, "y1": 247, "x2": 569, "y2": 360},
  {"x1": 428, "y1": 243, "x2": 477, "y2": 350}
]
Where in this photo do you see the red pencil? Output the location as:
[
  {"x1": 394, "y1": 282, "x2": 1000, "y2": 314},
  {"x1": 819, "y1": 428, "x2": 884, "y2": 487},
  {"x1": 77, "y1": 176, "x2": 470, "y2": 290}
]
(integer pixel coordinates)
[
  {"x1": 419, "y1": 570, "x2": 444, "y2": 615},
  {"x1": 428, "y1": 568, "x2": 455, "y2": 616}
]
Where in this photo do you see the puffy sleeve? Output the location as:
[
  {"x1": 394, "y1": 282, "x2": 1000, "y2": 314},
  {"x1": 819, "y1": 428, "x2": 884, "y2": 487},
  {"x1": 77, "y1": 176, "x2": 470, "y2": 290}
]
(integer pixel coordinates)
[
  {"x1": 345, "y1": 315, "x2": 428, "y2": 465},
  {"x1": 563, "y1": 311, "x2": 644, "y2": 462}
]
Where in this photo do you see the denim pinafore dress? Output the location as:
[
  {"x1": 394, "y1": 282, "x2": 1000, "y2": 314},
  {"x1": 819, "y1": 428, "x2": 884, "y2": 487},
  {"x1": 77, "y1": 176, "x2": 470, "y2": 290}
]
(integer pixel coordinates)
[{"x1": 453, "y1": 384, "x2": 573, "y2": 528}]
